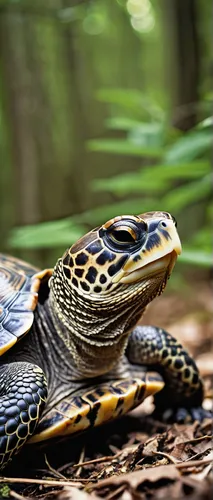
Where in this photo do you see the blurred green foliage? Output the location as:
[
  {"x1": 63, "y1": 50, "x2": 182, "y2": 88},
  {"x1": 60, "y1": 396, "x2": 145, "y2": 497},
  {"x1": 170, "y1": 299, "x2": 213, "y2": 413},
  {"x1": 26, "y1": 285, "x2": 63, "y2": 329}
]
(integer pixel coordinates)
[
  {"x1": 88, "y1": 89, "x2": 212, "y2": 267},
  {"x1": 3, "y1": 1, "x2": 211, "y2": 271},
  {"x1": 9, "y1": 88, "x2": 212, "y2": 268}
]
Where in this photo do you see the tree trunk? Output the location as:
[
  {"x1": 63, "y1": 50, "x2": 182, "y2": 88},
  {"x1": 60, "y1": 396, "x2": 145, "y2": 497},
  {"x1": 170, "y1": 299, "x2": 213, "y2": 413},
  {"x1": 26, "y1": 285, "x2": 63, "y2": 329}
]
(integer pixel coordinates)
[{"x1": 163, "y1": 0, "x2": 200, "y2": 130}]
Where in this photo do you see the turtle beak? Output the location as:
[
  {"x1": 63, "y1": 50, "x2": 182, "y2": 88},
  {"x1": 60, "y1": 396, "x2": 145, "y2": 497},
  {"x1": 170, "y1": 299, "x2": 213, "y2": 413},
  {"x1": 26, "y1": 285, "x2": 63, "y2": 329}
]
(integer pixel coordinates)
[{"x1": 112, "y1": 217, "x2": 182, "y2": 284}]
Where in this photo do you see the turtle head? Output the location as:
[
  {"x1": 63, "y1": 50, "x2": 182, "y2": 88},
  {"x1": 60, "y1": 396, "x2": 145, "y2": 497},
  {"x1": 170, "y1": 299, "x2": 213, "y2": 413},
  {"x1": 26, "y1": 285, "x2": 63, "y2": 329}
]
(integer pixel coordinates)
[
  {"x1": 50, "y1": 211, "x2": 181, "y2": 352},
  {"x1": 60, "y1": 211, "x2": 181, "y2": 296}
]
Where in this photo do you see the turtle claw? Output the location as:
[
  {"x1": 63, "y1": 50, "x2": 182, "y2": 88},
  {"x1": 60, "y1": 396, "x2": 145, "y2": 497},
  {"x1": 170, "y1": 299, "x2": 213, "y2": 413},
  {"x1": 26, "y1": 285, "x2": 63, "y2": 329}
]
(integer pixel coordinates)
[
  {"x1": 153, "y1": 406, "x2": 212, "y2": 424},
  {"x1": 190, "y1": 407, "x2": 212, "y2": 422}
]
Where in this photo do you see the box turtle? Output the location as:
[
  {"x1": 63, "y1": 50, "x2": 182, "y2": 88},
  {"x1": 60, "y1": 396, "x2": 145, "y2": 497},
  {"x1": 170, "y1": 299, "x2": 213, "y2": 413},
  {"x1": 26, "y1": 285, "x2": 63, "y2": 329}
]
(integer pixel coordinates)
[{"x1": 0, "y1": 211, "x2": 209, "y2": 468}]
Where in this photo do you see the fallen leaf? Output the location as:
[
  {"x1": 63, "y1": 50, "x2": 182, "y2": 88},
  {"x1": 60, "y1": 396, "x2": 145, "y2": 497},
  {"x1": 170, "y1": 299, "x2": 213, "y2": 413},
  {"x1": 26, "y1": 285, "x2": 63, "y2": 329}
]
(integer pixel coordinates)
[{"x1": 92, "y1": 463, "x2": 180, "y2": 490}]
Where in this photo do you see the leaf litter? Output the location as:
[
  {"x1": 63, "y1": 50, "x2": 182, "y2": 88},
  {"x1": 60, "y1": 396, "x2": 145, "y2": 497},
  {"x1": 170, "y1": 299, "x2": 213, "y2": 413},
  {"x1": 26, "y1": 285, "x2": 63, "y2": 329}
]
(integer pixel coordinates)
[{"x1": 1, "y1": 284, "x2": 212, "y2": 500}]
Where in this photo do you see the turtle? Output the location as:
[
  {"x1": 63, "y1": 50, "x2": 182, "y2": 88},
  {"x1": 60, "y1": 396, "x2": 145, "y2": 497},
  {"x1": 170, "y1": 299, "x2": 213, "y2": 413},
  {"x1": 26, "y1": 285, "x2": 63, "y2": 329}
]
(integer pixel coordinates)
[{"x1": 0, "y1": 211, "x2": 208, "y2": 469}]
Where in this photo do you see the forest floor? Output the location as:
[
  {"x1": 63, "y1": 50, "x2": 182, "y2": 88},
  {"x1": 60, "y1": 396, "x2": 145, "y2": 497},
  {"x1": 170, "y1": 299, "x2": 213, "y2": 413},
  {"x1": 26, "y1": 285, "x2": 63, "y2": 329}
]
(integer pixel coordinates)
[{"x1": 1, "y1": 279, "x2": 212, "y2": 500}]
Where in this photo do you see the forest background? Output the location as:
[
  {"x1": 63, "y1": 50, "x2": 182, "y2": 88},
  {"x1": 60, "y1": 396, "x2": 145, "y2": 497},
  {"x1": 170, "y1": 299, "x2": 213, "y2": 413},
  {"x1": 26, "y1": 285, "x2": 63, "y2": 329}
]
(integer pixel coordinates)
[{"x1": 0, "y1": 0, "x2": 212, "y2": 285}]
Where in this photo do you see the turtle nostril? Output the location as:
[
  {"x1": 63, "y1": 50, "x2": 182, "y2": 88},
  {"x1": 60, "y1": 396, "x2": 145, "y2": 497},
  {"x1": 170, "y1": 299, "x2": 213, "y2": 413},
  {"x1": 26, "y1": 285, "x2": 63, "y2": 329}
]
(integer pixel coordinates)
[{"x1": 161, "y1": 221, "x2": 167, "y2": 228}]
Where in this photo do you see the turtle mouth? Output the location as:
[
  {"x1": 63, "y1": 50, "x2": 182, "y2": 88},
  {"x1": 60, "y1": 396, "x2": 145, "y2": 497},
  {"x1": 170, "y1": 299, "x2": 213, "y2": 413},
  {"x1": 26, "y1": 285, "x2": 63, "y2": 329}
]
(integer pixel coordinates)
[{"x1": 118, "y1": 250, "x2": 178, "y2": 285}]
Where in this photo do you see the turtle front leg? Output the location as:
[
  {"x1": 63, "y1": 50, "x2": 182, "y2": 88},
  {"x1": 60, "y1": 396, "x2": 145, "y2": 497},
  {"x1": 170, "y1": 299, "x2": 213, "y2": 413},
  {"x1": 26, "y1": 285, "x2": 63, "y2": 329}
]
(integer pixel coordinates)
[
  {"x1": 0, "y1": 362, "x2": 47, "y2": 469},
  {"x1": 126, "y1": 326, "x2": 211, "y2": 422}
]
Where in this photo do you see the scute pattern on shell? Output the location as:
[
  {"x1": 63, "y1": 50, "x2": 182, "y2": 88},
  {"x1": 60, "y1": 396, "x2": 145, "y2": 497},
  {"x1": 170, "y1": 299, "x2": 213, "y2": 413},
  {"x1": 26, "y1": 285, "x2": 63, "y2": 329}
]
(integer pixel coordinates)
[{"x1": 0, "y1": 254, "x2": 40, "y2": 356}]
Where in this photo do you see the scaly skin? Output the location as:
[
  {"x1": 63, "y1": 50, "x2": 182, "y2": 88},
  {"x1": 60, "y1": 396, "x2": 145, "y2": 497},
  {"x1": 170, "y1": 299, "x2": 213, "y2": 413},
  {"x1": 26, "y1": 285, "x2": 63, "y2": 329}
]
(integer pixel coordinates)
[
  {"x1": 126, "y1": 326, "x2": 208, "y2": 421},
  {"x1": 0, "y1": 363, "x2": 47, "y2": 467}
]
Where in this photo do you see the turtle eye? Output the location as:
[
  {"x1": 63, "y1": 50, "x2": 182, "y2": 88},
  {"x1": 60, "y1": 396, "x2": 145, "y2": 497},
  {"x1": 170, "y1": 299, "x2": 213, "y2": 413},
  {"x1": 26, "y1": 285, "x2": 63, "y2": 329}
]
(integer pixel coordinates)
[{"x1": 109, "y1": 228, "x2": 136, "y2": 245}]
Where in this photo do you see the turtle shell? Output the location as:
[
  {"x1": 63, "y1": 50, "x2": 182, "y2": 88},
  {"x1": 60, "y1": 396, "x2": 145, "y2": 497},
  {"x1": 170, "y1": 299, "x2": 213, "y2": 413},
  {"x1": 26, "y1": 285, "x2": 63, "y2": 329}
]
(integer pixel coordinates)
[{"x1": 0, "y1": 253, "x2": 52, "y2": 356}]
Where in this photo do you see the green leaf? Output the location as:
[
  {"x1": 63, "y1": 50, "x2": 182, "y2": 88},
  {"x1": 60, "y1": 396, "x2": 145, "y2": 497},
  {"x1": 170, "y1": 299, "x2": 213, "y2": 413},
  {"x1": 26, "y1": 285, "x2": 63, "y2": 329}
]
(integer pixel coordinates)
[
  {"x1": 179, "y1": 250, "x2": 212, "y2": 268},
  {"x1": 105, "y1": 117, "x2": 143, "y2": 131},
  {"x1": 105, "y1": 118, "x2": 165, "y2": 147},
  {"x1": 197, "y1": 116, "x2": 213, "y2": 129},
  {"x1": 92, "y1": 171, "x2": 169, "y2": 195},
  {"x1": 164, "y1": 130, "x2": 212, "y2": 164},
  {"x1": 96, "y1": 88, "x2": 164, "y2": 120},
  {"x1": 162, "y1": 174, "x2": 212, "y2": 212},
  {"x1": 128, "y1": 123, "x2": 164, "y2": 148},
  {"x1": 9, "y1": 219, "x2": 85, "y2": 249},
  {"x1": 92, "y1": 162, "x2": 209, "y2": 196},
  {"x1": 87, "y1": 139, "x2": 163, "y2": 158},
  {"x1": 146, "y1": 161, "x2": 210, "y2": 180}
]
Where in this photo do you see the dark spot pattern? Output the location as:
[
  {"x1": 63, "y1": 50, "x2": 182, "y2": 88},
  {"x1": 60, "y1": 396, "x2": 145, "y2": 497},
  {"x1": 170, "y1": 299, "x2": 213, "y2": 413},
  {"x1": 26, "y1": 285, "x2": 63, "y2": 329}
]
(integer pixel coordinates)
[
  {"x1": 174, "y1": 358, "x2": 184, "y2": 370},
  {"x1": 108, "y1": 255, "x2": 128, "y2": 277},
  {"x1": 156, "y1": 338, "x2": 163, "y2": 350},
  {"x1": 111, "y1": 386, "x2": 124, "y2": 396},
  {"x1": 115, "y1": 397, "x2": 124, "y2": 410},
  {"x1": 71, "y1": 277, "x2": 78, "y2": 288},
  {"x1": 94, "y1": 387, "x2": 106, "y2": 397},
  {"x1": 100, "y1": 274, "x2": 107, "y2": 284},
  {"x1": 87, "y1": 402, "x2": 101, "y2": 427},
  {"x1": 63, "y1": 267, "x2": 71, "y2": 280},
  {"x1": 96, "y1": 250, "x2": 116, "y2": 266},
  {"x1": 185, "y1": 356, "x2": 193, "y2": 366},
  {"x1": 87, "y1": 240, "x2": 103, "y2": 255},
  {"x1": 171, "y1": 347, "x2": 177, "y2": 357},
  {"x1": 133, "y1": 254, "x2": 141, "y2": 262},
  {"x1": 85, "y1": 266, "x2": 98, "y2": 284},
  {"x1": 106, "y1": 283, "x2": 113, "y2": 290},
  {"x1": 72, "y1": 397, "x2": 84, "y2": 409},
  {"x1": 75, "y1": 268, "x2": 84, "y2": 278},
  {"x1": 148, "y1": 221, "x2": 159, "y2": 232},
  {"x1": 146, "y1": 233, "x2": 161, "y2": 251},
  {"x1": 76, "y1": 253, "x2": 88, "y2": 266},
  {"x1": 80, "y1": 281, "x2": 90, "y2": 292},
  {"x1": 63, "y1": 253, "x2": 70, "y2": 266},
  {"x1": 74, "y1": 414, "x2": 82, "y2": 424},
  {"x1": 94, "y1": 286, "x2": 102, "y2": 293},
  {"x1": 69, "y1": 256, "x2": 74, "y2": 267},
  {"x1": 85, "y1": 393, "x2": 97, "y2": 403},
  {"x1": 192, "y1": 373, "x2": 199, "y2": 385},
  {"x1": 184, "y1": 368, "x2": 190, "y2": 379},
  {"x1": 162, "y1": 349, "x2": 168, "y2": 359},
  {"x1": 63, "y1": 253, "x2": 74, "y2": 268},
  {"x1": 160, "y1": 229, "x2": 171, "y2": 241},
  {"x1": 136, "y1": 384, "x2": 146, "y2": 401}
]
